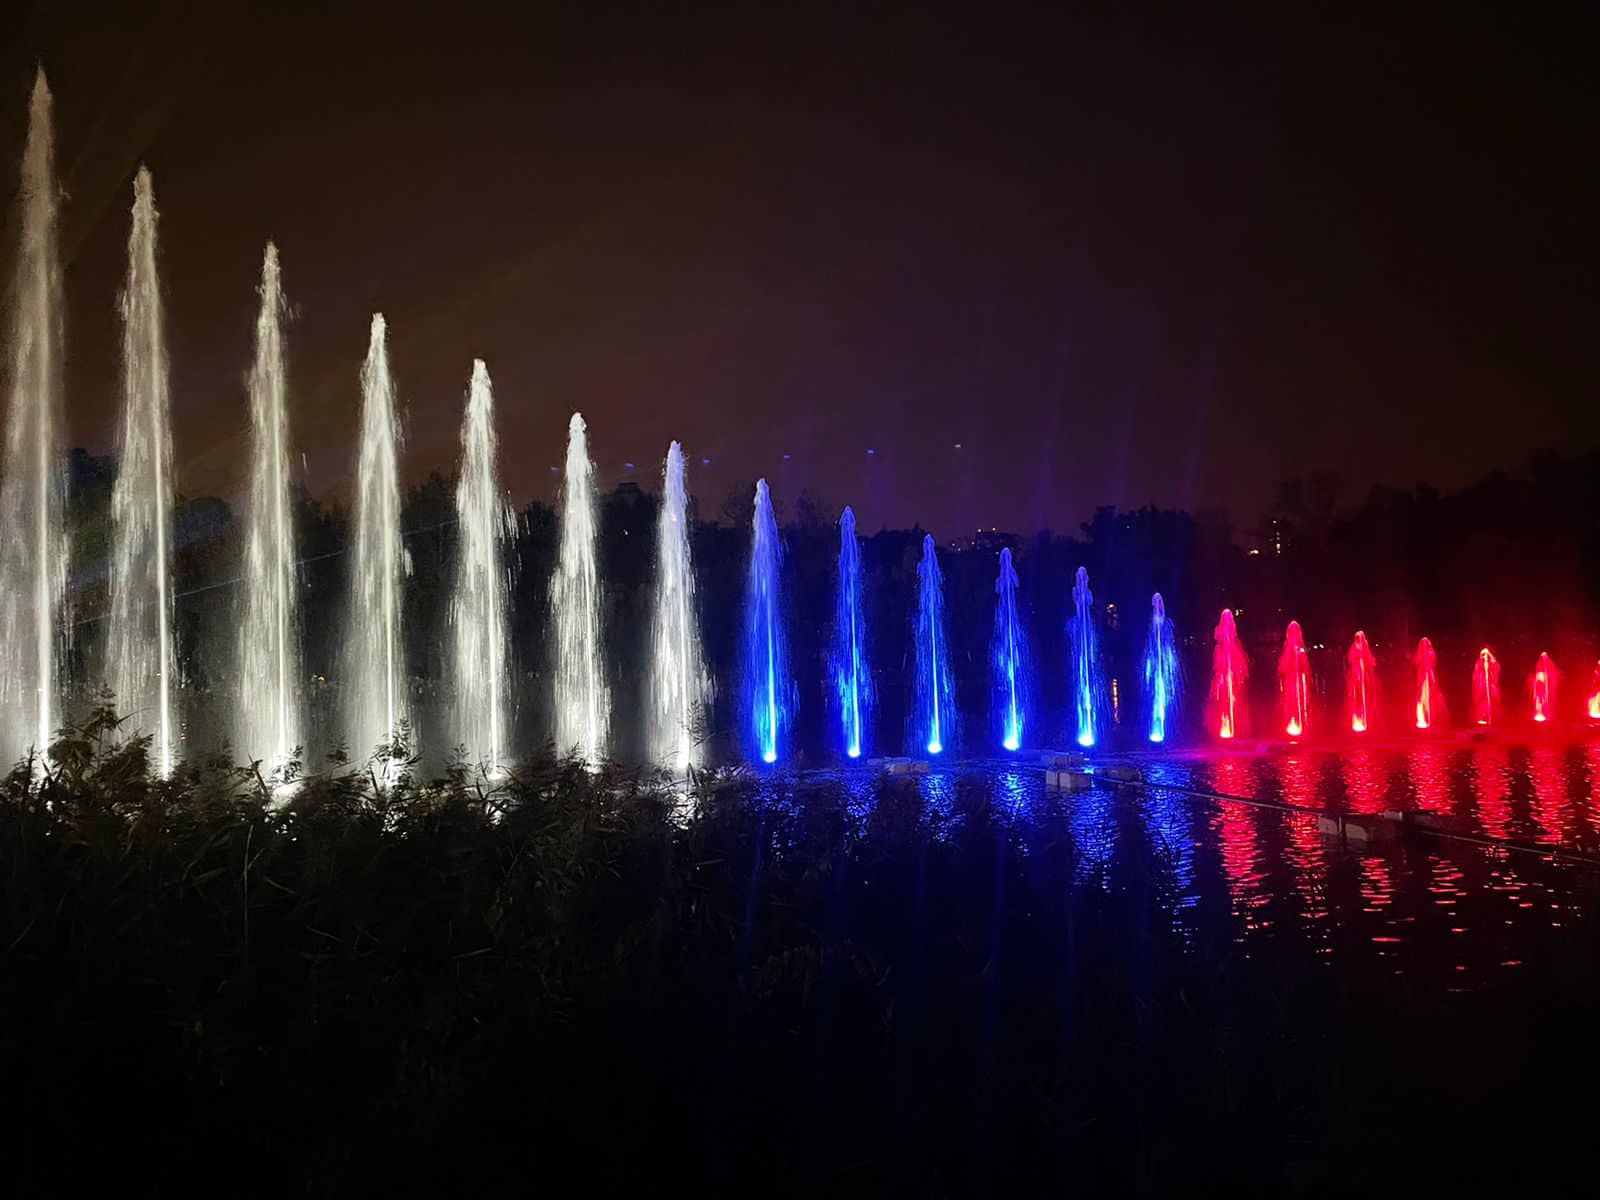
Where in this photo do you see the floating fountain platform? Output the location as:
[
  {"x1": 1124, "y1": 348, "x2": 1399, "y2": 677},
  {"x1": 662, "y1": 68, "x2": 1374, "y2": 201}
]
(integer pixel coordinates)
[{"x1": 868, "y1": 757, "x2": 930, "y2": 775}]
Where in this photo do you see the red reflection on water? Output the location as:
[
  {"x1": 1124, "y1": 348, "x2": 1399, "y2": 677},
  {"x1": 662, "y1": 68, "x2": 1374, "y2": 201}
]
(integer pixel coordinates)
[
  {"x1": 1346, "y1": 631, "x2": 1377, "y2": 733},
  {"x1": 1586, "y1": 745, "x2": 1600, "y2": 837},
  {"x1": 1471, "y1": 648, "x2": 1500, "y2": 727},
  {"x1": 1280, "y1": 753, "x2": 1328, "y2": 924},
  {"x1": 1531, "y1": 652, "x2": 1559, "y2": 725},
  {"x1": 1209, "y1": 610, "x2": 1249, "y2": 740},
  {"x1": 1211, "y1": 758, "x2": 1265, "y2": 922},
  {"x1": 1412, "y1": 637, "x2": 1445, "y2": 730},
  {"x1": 1278, "y1": 622, "x2": 1312, "y2": 738},
  {"x1": 1528, "y1": 746, "x2": 1571, "y2": 845},
  {"x1": 1408, "y1": 743, "x2": 1453, "y2": 814},
  {"x1": 1357, "y1": 856, "x2": 1395, "y2": 913},
  {"x1": 1471, "y1": 745, "x2": 1512, "y2": 840},
  {"x1": 1342, "y1": 747, "x2": 1389, "y2": 814}
]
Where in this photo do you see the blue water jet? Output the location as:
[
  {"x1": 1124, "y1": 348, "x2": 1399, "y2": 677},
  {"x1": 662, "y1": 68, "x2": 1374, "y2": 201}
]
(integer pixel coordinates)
[
  {"x1": 1143, "y1": 592, "x2": 1182, "y2": 744},
  {"x1": 912, "y1": 534, "x2": 955, "y2": 756},
  {"x1": 1068, "y1": 566, "x2": 1105, "y2": 748},
  {"x1": 991, "y1": 548, "x2": 1030, "y2": 751},
  {"x1": 832, "y1": 506, "x2": 871, "y2": 759},
  {"x1": 744, "y1": 480, "x2": 788, "y2": 764}
]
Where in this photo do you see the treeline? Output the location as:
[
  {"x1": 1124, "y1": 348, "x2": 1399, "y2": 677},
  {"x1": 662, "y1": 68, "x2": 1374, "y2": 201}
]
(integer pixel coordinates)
[{"x1": 58, "y1": 446, "x2": 1600, "y2": 764}]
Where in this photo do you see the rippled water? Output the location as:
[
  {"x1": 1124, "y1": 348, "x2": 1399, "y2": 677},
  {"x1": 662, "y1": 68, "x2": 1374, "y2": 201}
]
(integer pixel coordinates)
[{"x1": 750, "y1": 739, "x2": 1600, "y2": 995}]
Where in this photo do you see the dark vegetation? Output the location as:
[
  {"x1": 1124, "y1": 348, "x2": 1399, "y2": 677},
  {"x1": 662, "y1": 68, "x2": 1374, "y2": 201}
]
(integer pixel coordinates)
[{"x1": 4, "y1": 705, "x2": 1598, "y2": 1194}]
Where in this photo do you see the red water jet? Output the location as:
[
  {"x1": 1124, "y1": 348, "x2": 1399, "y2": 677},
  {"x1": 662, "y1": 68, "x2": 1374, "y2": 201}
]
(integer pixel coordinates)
[
  {"x1": 1346, "y1": 631, "x2": 1377, "y2": 733},
  {"x1": 1531, "y1": 651, "x2": 1559, "y2": 723},
  {"x1": 1278, "y1": 621, "x2": 1312, "y2": 738},
  {"x1": 1588, "y1": 661, "x2": 1600, "y2": 721},
  {"x1": 1412, "y1": 637, "x2": 1443, "y2": 730},
  {"x1": 1208, "y1": 609, "x2": 1248, "y2": 740},
  {"x1": 1471, "y1": 647, "x2": 1500, "y2": 727}
]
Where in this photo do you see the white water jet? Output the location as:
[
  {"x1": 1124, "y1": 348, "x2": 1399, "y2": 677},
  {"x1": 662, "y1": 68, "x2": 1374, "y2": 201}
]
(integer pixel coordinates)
[
  {"x1": 449, "y1": 359, "x2": 513, "y2": 774},
  {"x1": 0, "y1": 70, "x2": 67, "y2": 768},
  {"x1": 108, "y1": 167, "x2": 177, "y2": 777},
  {"x1": 236, "y1": 243, "x2": 302, "y2": 777},
  {"x1": 550, "y1": 412, "x2": 607, "y2": 763},
  {"x1": 648, "y1": 441, "x2": 708, "y2": 772},
  {"x1": 346, "y1": 314, "x2": 410, "y2": 769}
]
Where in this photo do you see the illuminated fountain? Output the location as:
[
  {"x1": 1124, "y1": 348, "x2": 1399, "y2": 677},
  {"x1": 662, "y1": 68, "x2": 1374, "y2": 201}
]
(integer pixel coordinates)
[
  {"x1": 1208, "y1": 609, "x2": 1248, "y2": 740},
  {"x1": 912, "y1": 534, "x2": 954, "y2": 756},
  {"x1": 1142, "y1": 593, "x2": 1180, "y2": 744},
  {"x1": 744, "y1": 480, "x2": 787, "y2": 764},
  {"x1": 449, "y1": 360, "x2": 513, "y2": 774},
  {"x1": 0, "y1": 71, "x2": 66, "y2": 769},
  {"x1": 108, "y1": 168, "x2": 176, "y2": 777},
  {"x1": 236, "y1": 244, "x2": 301, "y2": 778},
  {"x1": 1412, "y1": 636, "x2": 1443, "y2": 730},
  {"x1": 1345, "y1": 630, "x2": 1377, "y2": 734},
  {"x1": 1067, "y1": 566, "x2": 1103, "y2": 747},
  {"x1": 346, "y1": 315, "x2": 410, "y2": 771},
  {"x1": 1531, "y1": 651, "x2": 1558, "y2": 724},
  {"x1": 551, "y1": 413, "x2": 608, "y2": 763},
  {"x1": 1588, "y1": 661, "x2": 1600, "y2": 721},
  {"x1": 991, "y1": 547, "x2": 1028, "y2": 752},
  {"x1": 648, "y1": 441, "x2": 708, "y2": 772},
  {"x1": 1278, "y1": 621, "x2": 1312, "y2": 738},
  {"x1": 1471, "y1": 647, "x2": 1500, "y2": 727},
  {"x1": 831, "y1": 505, "x2": 870, "y2": 759}
]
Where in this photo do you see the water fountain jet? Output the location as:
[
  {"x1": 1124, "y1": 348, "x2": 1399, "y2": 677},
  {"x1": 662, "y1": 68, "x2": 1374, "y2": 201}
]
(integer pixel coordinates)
[
  {"x1": 912, "y1": 534, "x2": 954, "y2": 756},
  {"x1": 449, "y1": 360, "x2": 513, "y2": 774},
  {"x1": 1531, "y1": 651, "x2": 1558, "y2": 724},
  {"x1": 551, "y1": 413, "x2": 608, "y2": 763},
  {"x1": 744, "y1": 480, "x2": 787, "y2": 764},
  {"x1": 832, "y1": 506, "x2": 870, "y2": 759},
  {"x1": 1345, "y1": 631, "x2": 1376, "y2": 734},
  {"x1": 346, "y1": 315, "x2": 410, "y2": 773},
  {"x1": 648, "y1": 441, "x2": 708, "y2": 772},
  {"x1": 1142, "y1": 593, "x2": 1180, "y2": 744},
  {"x1": 235, "y1": 244, "x2": 301, "y2": 778},
  {"x1": 1208, "y1": 609, "x2": 1248, "y2": 740},
  {"x1": 1278, "y1": 621, "x2": 1312, "y2": 738},
  {"x1": 1471, "y1": 647, "x2": 1500, "y2": 727},
  {"x1": 0, "y1": 70, "x2": 66, "y2": 768},
  {"x1": 1412, "y1": 636, "x2": 1443, "y2": 730},
  {"x1": 1068, "y1": 567, "x2": 1103, "y2": 748},
  {"x1": 108, "y1": 167, "x2": 177, "y2": 776},
  {"x1": 991, "y1": 548, "x2": 1028, "y2": 752}
]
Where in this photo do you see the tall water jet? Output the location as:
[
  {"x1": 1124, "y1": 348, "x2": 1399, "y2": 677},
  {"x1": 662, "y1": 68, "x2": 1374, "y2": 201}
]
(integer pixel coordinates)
[
  {"x1": 1586, "y1": 660, "x2": 1600, "y2": 721},
  {"x1": 1208, "y1": 609, "x2": 1248, "y2": 740},
  {"x1": 1412, "y1": 636, "x2": 1443, "y2": 730},
  {"x1": 550, "y1": 413, "x2": 608, "y2": 762},
  {"x1": 648, "y1": 441, "x2": 707, "y2": 772},
  {"x1": 991, "y1": 547, "x2": 1029, "y2": 752},
  {"x1": 1067, "y1": 567, "x2": 1103, "y2": 747},
  {"x1": 236, "y1": 244, "x2": 301, "y2": 776},
  {"x1": 744, "y1": 480, "x2": 787, "y2": 764},
  {"x1": 449, "y1": 360, "x2": 513, "y2": 773},
  {"x1": 1278, "y1": 621, "x2": 1312, "y2": 738},
  {"x1": 1471, "y1": 646, "x2": 1500, "y2": 727},
  {"x1": 108, "y1": 168, "x2": 177, "y2": 777},
  {"x1": 1142, "y1": 593, "x2": 1180, "y2": 744},
  {"x1": 832, "y1": 505, "x2": 870, "y2": 758},
  {"x1": 0, "y1": 71, "x2": 66, "y2": 768},
  {"x1": 346, "y1": 315, "x2": 410, "y2": 768},
  {"x1": 1531, "y1": 651, "x2": 1558, "y2": 724},
  {"x1": 1345, "y1": 630, "x2": 1377, "y2": 734},
  {"x1": 912, "y1": 534, "x2": 954, "y2": 756}
]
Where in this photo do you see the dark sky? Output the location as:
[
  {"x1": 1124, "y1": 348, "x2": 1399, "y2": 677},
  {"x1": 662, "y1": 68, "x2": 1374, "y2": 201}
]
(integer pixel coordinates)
[{"x1": 5, "y1": 2, "x2": 1598, "y2": 537}]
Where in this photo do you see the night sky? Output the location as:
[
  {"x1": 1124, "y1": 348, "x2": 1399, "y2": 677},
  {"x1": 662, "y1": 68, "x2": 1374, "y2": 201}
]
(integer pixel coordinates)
[{"x1": 5, "y1": 2, "x2": 1598, "y2": 536}]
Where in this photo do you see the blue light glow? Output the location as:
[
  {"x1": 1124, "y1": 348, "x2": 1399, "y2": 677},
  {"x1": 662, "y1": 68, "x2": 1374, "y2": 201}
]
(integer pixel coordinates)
[
  {"x1": 991, "y1": 548, "x2": 1030, "y2": 753},
  {"x1": 912, "y1": 534, "x2": 955, "y2": 757},
  {"x1": 1068, "y1": 566, "x2": 1105, "y2": 749},
  {"x1": 744, "y1": 480, "x2": 788, "y2": 765},
  {"x1": 1143, "y1": 592, "x2": 1182, "y2": 745},
  {"x1": 832, "y1": 506, "x2": 871, "y2": 761}
]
